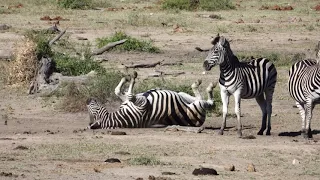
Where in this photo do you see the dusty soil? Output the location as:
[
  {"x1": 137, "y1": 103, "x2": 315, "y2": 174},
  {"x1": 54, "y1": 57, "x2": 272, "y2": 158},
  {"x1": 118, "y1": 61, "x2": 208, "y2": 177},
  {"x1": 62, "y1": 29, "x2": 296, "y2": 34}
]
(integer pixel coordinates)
[{"x1": 1, "y1": 1, "x2": 320, "y2": 179}]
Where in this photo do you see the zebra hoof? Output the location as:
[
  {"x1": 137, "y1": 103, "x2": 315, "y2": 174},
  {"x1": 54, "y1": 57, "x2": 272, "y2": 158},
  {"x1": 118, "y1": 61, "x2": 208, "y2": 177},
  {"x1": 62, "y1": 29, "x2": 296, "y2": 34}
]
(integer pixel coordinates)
[
  {"x1": 257, "y1": 131, "x2": 263, "y2": 135},
  {"x1": 302, "y1": 129, "x2": 313, "y2": 139},
  {"x1": 237, "y1": 130, "x2": 242, "y2": 138},
  {"x1": 218, "y1": 130, "x2": 224, "y2": 135},
  {"x1": 266, "y1": 131, "x2": 271, "y2": 136}
]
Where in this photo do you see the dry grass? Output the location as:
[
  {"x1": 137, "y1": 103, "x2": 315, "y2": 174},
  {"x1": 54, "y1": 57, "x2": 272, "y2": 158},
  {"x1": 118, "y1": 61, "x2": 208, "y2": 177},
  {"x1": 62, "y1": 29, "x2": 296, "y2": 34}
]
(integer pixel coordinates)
[{"x1": 7, "y1": 38, "x2": 37, "y2": 85}]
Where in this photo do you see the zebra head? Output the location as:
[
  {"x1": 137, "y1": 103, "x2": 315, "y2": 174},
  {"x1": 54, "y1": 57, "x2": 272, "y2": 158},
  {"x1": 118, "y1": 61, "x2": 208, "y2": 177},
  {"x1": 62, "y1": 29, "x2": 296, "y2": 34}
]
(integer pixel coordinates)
[
  {"x1": 86, "y1": 98, "x2": 104, "y2": 128},
  {"x1": 203, "y1": 34, "x2": 230, "y2": 71}
]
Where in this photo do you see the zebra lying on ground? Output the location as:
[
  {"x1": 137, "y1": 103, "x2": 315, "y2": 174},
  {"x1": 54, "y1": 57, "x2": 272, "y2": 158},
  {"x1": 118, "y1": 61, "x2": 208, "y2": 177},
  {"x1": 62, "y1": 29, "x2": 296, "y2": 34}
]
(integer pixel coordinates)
[
  {"x1": 288, "y1": 50, "x2": 320, "y2": 138},
  {"x1": 87, "y1": 71, "x2": 217, "y2": 129},
  {"x1": 202, "y1": 34, "x2": 277, "y2": 137}
]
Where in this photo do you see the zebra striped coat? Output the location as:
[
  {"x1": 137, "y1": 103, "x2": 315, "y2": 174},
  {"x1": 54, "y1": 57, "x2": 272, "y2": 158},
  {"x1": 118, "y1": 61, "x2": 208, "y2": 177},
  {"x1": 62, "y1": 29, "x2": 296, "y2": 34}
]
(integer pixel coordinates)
[
  {"x1": 288, "y1": 59, "x2": 319, "y2": 138},
  {"x1": 203, "y1": 34, "x2": 277, "y2": 137}
]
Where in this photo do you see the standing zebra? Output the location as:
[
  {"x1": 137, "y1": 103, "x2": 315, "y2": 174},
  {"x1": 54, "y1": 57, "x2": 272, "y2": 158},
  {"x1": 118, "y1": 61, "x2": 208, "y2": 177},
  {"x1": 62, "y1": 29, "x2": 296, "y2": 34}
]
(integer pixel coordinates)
[
  {"x1": 203, "y1": 34, "x2": 277, "y2": 137},
  {"x1": 87, "y1": 71, "x2": 217, "y2": 129},
  {"x1": 288, "y1": 51, "x2": 320, "y2": 138}
]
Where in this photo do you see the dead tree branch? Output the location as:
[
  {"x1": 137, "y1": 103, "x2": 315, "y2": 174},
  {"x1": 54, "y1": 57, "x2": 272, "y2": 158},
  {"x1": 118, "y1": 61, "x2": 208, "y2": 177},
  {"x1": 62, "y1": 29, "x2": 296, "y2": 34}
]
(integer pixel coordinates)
[
  {"x1": 91, "y1": 39, "x2": 127, "y2": 55},
  {"x1": 49, "y1": 29, "x2": 66, "y2": 46},
  {"x1": 124, "y1": 60, "x2": 163, "y2": 69}
]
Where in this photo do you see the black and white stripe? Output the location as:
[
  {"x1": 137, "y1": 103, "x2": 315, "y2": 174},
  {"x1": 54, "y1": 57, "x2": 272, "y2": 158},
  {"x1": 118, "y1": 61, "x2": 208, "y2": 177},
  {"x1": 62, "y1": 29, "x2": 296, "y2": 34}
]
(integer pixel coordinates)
[
  {"x1": 288, "y1": 58, "x2": 319, "y2": 138},
  {"x1": 203, "y1": 34, "x2": 277, "y2": 137},
  {"x1": 141, "y1": 80, "x2": 216, "y2": 127}
]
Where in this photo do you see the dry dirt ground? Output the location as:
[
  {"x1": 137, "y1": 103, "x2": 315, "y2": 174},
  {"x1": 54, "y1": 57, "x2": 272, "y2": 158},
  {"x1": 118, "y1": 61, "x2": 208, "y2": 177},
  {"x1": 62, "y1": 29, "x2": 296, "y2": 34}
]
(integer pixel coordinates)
[{"x1": 1, "y1": 1, "x2": 320, "y2": 179}]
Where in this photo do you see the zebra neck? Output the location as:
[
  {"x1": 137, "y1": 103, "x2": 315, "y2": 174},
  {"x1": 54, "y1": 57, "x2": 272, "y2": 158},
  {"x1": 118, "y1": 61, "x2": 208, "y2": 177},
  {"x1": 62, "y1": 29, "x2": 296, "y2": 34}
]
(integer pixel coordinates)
[{"x1": 220, "y1": 54, "x2": 239, "y2": 75}]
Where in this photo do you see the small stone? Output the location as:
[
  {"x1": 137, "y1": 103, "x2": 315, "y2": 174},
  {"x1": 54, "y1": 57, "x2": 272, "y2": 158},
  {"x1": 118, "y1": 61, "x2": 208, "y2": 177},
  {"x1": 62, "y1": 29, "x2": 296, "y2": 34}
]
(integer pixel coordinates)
[
  {"x1": 247, "y1": 163, "x2": 256, "y2": 172},
  {"x1": 202, "y1": 71, "x2": 206, "y2": 75},
  {"x1": 110, "y1": 131, "x2": 126, "y2": 135},
  {"x1": 224, "y1": 164, "x2": 235, "y2": 171},
  {"x1": 292, "y1": 159, "x2": 300, "y2": 165},
  {"x1": 105, "y1": 158, "x2": 121, "y2": 163},
  {"x1": 192, "y1": 167, "x2": 218, "y2": 176}
]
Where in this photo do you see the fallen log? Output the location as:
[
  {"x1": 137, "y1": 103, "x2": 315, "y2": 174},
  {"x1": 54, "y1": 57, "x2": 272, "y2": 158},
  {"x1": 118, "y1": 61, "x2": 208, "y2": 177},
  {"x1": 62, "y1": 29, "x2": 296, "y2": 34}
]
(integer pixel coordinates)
[
  {"x1": 49, "y1": 29, "x2": 66, "y2": 45},
  {"x1": 91, "y1": 39, "x2": 127, "y2": 55},
  {"x1": 148, "y1": 70, "x2": 185, "y2": 77},
  {"x1": 124, "y1": 60, "x2": 163, "y2": 68}
]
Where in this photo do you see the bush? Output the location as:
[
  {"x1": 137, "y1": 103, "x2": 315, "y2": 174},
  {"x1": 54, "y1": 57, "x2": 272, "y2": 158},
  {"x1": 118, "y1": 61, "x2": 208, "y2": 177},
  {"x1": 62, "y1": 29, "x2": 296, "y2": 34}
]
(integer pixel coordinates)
[
  {"x1": 57, "y1": 0, "x2": 92, "y2": 9},
  {"x1": 56, "y1": 70, "x2": 123, "y2": 112},
  {"x1": 24, "y1": 30, "x2": 54, "y2": 60},
  {"x1": 96, "y1": 31, "x2": 160, "y2": 53},
  {"x1": 54, "y1": 54, "x2": 104, "y2": 76},
  {"x1": 162, "y1": 0, "x2": 235, "y2": 11}
]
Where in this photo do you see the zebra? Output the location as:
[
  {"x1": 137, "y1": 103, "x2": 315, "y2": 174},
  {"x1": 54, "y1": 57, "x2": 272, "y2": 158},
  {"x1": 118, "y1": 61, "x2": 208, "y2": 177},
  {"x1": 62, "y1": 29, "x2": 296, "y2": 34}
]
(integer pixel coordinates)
[
  {"x1": 202, "y1": 34, "x2": 277, "y2": 137},
  {"x1": 288, "y1": 50, "x2": 320, "y2": 138},
  {"x1": 87, "y1": 71, "x2": 217, "y2": 129}
]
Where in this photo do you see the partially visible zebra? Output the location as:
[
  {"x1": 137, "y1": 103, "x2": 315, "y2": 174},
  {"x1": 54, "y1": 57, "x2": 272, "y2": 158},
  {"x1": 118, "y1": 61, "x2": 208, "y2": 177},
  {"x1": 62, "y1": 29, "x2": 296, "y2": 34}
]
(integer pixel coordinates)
[
  {"x1": 87, "y1": 71, "x2": 151, "y2": 129},
  {"x1": 202, "y1": 34, "x2": 277, "y2": 137},
  {"x1": 288, "y1": 50, "x2": 320, "y2": 138},
  {"x1": 87, "y1": 71, "x2": 217, "y2": 129}
]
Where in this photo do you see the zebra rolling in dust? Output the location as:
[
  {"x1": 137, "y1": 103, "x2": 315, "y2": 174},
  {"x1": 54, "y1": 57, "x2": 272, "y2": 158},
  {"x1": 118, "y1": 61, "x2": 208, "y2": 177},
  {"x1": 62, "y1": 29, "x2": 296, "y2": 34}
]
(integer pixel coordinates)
[
  {"x1": 288, "y1": 50, "x2": 320, "y2": 138},
  {"x1": 202, "y1": 34, "x2": 277, "y2": 137},
  {"x1": 87, "y1": 71, "x2": 217, "y2": 129}
]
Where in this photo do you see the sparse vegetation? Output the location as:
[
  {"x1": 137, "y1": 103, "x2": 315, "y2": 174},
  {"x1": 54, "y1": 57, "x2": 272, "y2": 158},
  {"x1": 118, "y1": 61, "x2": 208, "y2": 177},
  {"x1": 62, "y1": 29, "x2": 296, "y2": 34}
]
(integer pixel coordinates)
[
  {"x1": 96, "y1": 31, "x2": 160, "y2": 53},
  {"x1": 161, "y1": 0, "x2": 235, "y2": 11},
  {"x1": 128, "y1": 156, "x2": 162, "y2": 166},
  {"x1": 57, "y1": 0, "x2": 92, "y2": 9},
  {"x1": 236, "y1": 51, "x2": 293, "y2": 66}
]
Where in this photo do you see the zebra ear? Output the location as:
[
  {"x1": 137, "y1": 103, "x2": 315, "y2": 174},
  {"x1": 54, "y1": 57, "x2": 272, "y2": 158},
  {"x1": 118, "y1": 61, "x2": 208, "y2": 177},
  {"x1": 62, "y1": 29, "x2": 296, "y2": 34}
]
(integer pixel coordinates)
[
  {"x1": 219, "y1": 36, "x2": 226, "y2": 45},
  {"x1": 211, "y1": 34, "x2": 220, "y2": 45}
]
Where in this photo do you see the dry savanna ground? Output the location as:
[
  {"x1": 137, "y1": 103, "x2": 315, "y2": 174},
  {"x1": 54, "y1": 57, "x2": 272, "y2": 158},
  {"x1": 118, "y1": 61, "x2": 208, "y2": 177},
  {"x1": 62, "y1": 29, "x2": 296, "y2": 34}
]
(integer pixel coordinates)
[{"x1": 0, "y1": 0, "x2": 320, "y2": 179}]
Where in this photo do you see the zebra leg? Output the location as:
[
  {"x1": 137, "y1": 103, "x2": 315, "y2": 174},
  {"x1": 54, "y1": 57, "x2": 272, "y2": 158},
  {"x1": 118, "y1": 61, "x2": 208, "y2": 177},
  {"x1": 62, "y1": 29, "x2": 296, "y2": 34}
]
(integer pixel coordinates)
[
  {"x1": 191, "y1": 79, "x2": 203, "y2": 100},
  {"x1": 234, "y1": 89, "x2": 242, "y2": 137},
  {"x1": 295, "y1": 102, "x2": 306, "y2": 137},
  {"x1": 219, "y1": 88, "x2": 230, "y2": 135},
  {"x1": 205, "y1": 82, "x2": 216, "y2": 107},
  {"x1": 114, "y1": 76, "x2": 130, "y2": 102},
  {"x1": 256, "y1": 94, "x2": 267, "y2": 135},
  {"x1": 265, "y1": 89, "x2": 274, "y2": 136},
  {"x1": 126, "y1": 71, "x2": 138, "y2": 100},
  {"x1": 304, "y1": 100, "x2": 313, "y2": 138}
]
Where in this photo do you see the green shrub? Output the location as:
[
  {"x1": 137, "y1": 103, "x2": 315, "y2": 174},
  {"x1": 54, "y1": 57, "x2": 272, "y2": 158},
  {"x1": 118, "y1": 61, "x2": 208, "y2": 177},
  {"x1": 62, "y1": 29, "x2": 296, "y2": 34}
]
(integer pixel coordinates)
[
  {"x1": 162, "y1": 0, "x2": 235, "y2": 11},
  {"x1": 24, "y1": 30, "x2": 54, "y2": 60},
  {"x1": 200, "y1": 0, "x2": 235, "y2": 11},
  {"x1": 54, "y1": 54, "x2": 104, "y2": 76},
  {"x1": 55, "y1": 70, "x2": 123, "y2": 112},
  {"x1": 57, "y1": 0, "x2": 92, "y2": 9},
  {"x1": 96, "y1": 31, "x2": 160, "y2": 53}
]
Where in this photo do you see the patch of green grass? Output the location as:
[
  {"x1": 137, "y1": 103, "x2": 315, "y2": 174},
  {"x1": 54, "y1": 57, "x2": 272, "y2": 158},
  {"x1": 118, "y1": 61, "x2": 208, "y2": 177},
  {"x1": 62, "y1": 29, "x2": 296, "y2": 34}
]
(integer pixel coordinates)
[
  {"x1": 128, "y1": 156, "x2": 162, "y2": 166},
  {"x1": 161, "y1": 0, "x2": 235, "y2": 11},
  {"x1": 199, "y1": 0, "x2": 235, "y2": 11},
  {"x1": 57, "y1": 0, "x2": 92, "y2": 9},
  {"x1": 306, "y1": 24, "x2": 315, "y2": 31},
  {"x1": 54, "y1": 54, "x2": 103, "y2": 76},
  {"x1": 96, "y1": 31, "x2": 160, "y2": 53}
]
